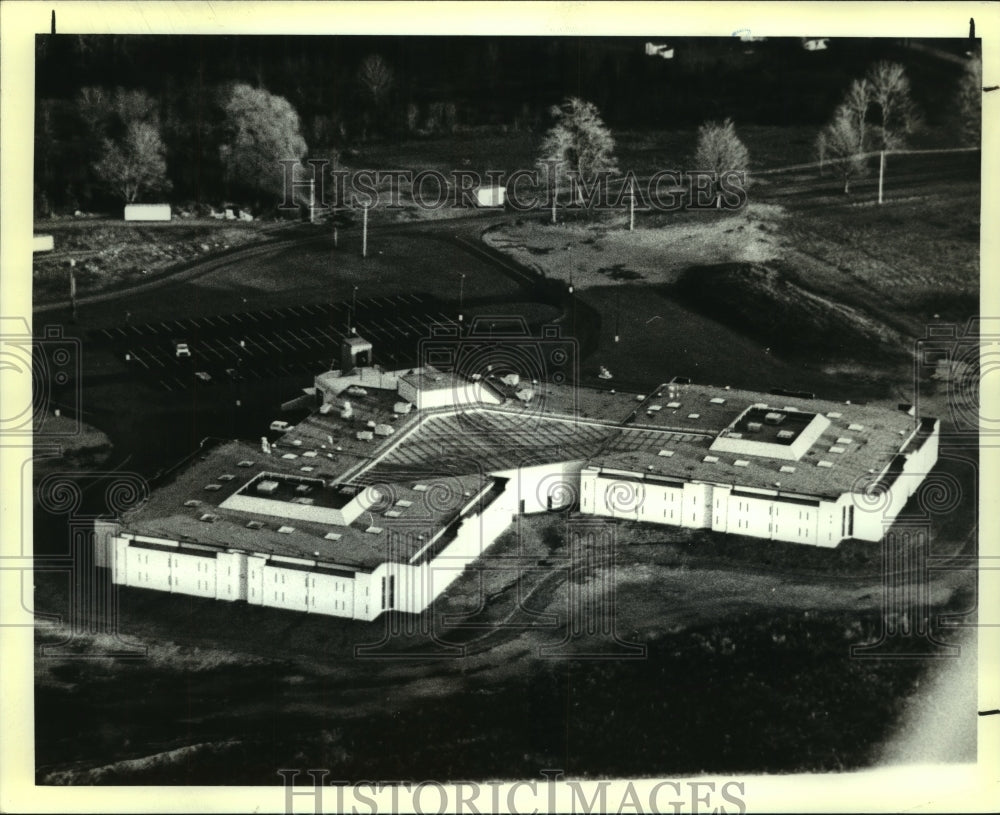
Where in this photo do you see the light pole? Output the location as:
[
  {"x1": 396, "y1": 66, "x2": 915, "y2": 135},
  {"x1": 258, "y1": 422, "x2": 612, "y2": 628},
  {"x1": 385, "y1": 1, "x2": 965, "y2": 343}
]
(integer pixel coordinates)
[
  {"x1": 350, "y1": 285, "x2": 359, "y2": 334},
  {"x1": 459, "y1": 273, "x2": 466, "y2": 324},
  {"x1": 614, "y1": 281, "x2": 621, "y2": 343}
]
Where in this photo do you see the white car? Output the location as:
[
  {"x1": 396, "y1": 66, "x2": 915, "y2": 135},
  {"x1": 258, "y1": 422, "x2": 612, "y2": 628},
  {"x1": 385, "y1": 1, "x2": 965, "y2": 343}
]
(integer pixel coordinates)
[
  {"x1": 173, "y1": 340, "x2": 191, "y2": 358},
  {"x1": 269, "y1": 420, "x2": 291, "y2": 432}
]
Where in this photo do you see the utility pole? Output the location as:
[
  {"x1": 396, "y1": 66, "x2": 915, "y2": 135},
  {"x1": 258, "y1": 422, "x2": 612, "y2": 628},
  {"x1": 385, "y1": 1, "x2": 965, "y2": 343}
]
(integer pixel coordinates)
[
  {"x1": 614, "y1": 281, "x2": 621, "y2": 343},
  {"x1": 878, "y1": 150, "x2": 885, "y2": 205},
  {"x1": 332, "y1": 208, "x2": 338, "y2": 249},
  {"x1": 69, "y1": 261, "x2": 78, "y2": 322},
  {"x1": 308, "y1": 178, "x2": 316, "y2": 224},
  {"x1": 551, "y1": 181, "x2": 557, "y2": 225},
  {"x1": 629, "y1": 190, "x2": 635, "y2": 232},
  {"x1": 459, "y1": 273, "x2": 465, "y2": 324},
  {"x1": 362, "y1": 205, "x2": 368, "y2": 257}
]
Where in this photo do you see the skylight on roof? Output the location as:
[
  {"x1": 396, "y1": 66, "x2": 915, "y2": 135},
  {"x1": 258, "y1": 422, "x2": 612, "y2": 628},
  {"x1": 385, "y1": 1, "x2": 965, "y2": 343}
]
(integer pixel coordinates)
[
  {"x1": 780, "y1": 465, "x2": 796, "y2": 473},
  {"x1": 395, "y1": 499, "x2": 414, "y2": 507},
  {"x1": 246, "y1": 520, "x2": 265, "y2": 530},
  {"x1": 817, "y1": 460, "x2": 834, "y2": 468},
  {"x1": 829, "y1": 445, "x2": 846, "y2": 454},
  {"x1": 282, "y1": 453, "x2": 298, "y2": 460},
  {"x1": 385, "y1": 509, "x2": 402, "y2": 518},
  {"x1": 688, "y1": 413, "x2": 701, "y2": 420},
  {"x1": 184, "y1": 500, "x2": 201, "y2": 507},
  {"x1": 836, "y1": 437, "x2": 854, "y2": 445},
  {"x1": 848, "y1": 423, "x2": 865, "y2": 432},
  {"x1": 647, "y1": 404, "x2": 662, "y2": 412},
  {"x1": 657, "y1": 449, "x2": 674, "y2": 457},
  {"x1": 277, "y1": 525, "x2": 295, "y2": 534},
  {"x1": 303, "y1": 451, "x2": 318, "y2": 458},
  {"x1": 324, "y1": 532, "x2": 342, "y2": 541},
  {"x1": 703, "y1": 455, "x2": 719, "y2": 463},
  {"x1": 710, "y1": 397, "x2": 726, "y2": 404},
  {"x1": 365, "y1": 526, "x2": 383, "y2": 534},
  {"x1": 667, "y1": 401, "x2": 681, "y2": 409},
  {"x1": 237, "y1": 460, "x2": 255, "y2": 468},
  {"x1": 204, "y1": 483, "x2": 222, "y2": 491},
  {"x1": 199, "y1": 513, "x2": 219, "y2": 523},
  {"x1": 734, "y1": 459, "x2": 750, "y2": 467},
  {"x1": 218, "y1": 474, "x2": 235, "y2": 482},
  {"x1": 413, "y1": 484, "x2": 429, "y2": 491},
  {"x1": 300, "y1": 466, "x2": 314, "y2": 472},
  {"x1": 826, "y1": 411, "x2": 843, "y2": 419}
]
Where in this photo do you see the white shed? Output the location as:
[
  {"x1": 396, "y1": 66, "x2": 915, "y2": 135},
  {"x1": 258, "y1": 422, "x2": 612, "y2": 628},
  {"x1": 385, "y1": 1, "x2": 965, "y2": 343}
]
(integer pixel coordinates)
[
  {"x1": 124, "y1": 203, "x2": 171, "y2": 222},
  {"x1": 475, "y1": 186, "x2": 506, "y2": 208}
]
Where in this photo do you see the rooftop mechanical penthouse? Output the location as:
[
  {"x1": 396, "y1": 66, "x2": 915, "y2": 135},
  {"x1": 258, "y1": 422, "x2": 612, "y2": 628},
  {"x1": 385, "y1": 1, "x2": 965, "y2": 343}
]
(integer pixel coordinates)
[{"x1": 94, "y1": 332, "x2": 940, "y2": 621}]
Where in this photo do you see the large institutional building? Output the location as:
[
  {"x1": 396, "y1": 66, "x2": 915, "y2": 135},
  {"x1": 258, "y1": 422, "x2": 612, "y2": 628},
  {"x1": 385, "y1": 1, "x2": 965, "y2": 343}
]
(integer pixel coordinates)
[{"x1": 94, "y1": 335, "x2": 940, "y2": 621}]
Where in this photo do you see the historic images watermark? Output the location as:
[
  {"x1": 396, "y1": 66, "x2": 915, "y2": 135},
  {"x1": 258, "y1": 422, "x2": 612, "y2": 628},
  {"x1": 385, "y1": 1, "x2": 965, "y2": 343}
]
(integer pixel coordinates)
[
  {"x1": 278, "y1": 770, "x2": 748, "y2": 814},
  {"x1": 278, "y1": 159, "x2": 748, "y2": 213}
]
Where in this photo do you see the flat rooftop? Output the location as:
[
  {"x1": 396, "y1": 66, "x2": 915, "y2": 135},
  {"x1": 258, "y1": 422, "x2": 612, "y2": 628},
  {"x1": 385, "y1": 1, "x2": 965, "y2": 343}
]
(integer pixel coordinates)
[{"x1": 120, "y1": 439, "x2": 491, "y2": 570}]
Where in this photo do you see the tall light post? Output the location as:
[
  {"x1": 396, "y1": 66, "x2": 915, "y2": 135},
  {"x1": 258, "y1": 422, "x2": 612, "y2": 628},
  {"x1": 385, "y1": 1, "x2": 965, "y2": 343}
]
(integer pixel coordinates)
[
  {"x1": 614, "y1": 280, "x2": 621, "y2": 343},
  {"x1": 350, "y1": 285, "x2": 359, "y2": 334},
  {"x1": 459, "y1": 273, "x2": 466, "y2": 324}
]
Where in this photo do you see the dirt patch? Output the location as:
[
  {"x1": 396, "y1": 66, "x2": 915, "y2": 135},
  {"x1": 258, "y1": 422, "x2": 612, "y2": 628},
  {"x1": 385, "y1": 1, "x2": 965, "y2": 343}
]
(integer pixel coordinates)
[
  {"x1": 33, "y1": 220, "x2": 275, "y2": 302},
  {"x1": 483, "y1": 203, "x2": 784, "y2": 289}
]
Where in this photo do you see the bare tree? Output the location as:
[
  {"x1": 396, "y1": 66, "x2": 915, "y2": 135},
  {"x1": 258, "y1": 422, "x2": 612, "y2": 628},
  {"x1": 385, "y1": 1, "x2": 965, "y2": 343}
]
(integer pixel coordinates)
[
  {"x1": 694, "y1": 118, "x2": 750, "y2": 195},
  {"x1": 537, "y1": 97, "x2": 619, "y2": 204},
  {"x1": 957, "y1": 54, "x2": 982, "y2": 146},
  {"x1": 866, "y1": 61, "x2": 917, "y2": 150},
  {"x1": 357, "y1": 54, "x2": 394, "y2": 108},
  {"x1": 93, "y1": 121, "x2": 170, "y2": 203},
  {"x1": 841, "y1": 78, "x2": 871, "y2": 151},
  {"x1": 819, "y1": 107, "x2": 868, "y2": 193}
]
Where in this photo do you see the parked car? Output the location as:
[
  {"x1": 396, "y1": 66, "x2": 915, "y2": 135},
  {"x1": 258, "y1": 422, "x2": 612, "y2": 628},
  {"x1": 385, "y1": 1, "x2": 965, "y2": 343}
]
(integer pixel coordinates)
[
  {"x1": 195, "y1": 371, "x2": 212, "y2": 383},
  {"x1": 173, "y1": 340, "x2": 191, "y2": 358},
  {"x1": 269, "y1": 420, "x2": 291, "y2": 432}
]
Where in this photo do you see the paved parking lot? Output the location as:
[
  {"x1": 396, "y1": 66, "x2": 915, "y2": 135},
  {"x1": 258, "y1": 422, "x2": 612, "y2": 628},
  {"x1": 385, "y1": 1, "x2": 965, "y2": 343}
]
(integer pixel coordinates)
[{"x1": 90, "y1": 294, "x2": 461, "y2": 392}]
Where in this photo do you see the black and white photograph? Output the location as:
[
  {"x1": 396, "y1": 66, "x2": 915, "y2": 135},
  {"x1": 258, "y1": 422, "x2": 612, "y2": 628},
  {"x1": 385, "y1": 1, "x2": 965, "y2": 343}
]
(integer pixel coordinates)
[{"x1": 1, "y1": 1, "x2": 997, "y2": 812}]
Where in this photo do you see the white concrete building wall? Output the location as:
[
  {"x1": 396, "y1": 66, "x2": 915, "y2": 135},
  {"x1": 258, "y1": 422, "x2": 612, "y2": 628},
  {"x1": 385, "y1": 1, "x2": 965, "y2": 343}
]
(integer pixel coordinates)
[
  {"x1": 168, "y1": 551, "x2": 218, "y2": 599},
  {"x1": 216, "y1": 551, "x2": 248, "y2": 601},
  {"x1": 262, "y1": 563, "x2": 309, "y2": 611},
  {"x1": 306, "y1": 571, "x2": 356, "y2": 617},
  {"x1": 682, "y1": 482, "x2": 712, "y2": 528},
  {"x1": 493, "y1": 461, "x2": 584, "y2": 515},
  {"x1": 247, "y1": 556, "x2": 267, "y2": 605}
]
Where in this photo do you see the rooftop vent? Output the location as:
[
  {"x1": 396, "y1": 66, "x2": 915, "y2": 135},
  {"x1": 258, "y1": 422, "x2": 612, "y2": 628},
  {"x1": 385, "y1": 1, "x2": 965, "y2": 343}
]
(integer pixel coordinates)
[
  {"x1": 199, "y1": 513, "x2": 220, "y2": 523},
  {"x1": 291, "y1": 497, "x2": 315, "y2": 505},
  {"x1": 303, "y1": 451, "x2": 318, "y2": 458},
  {"x1": 413, "y1": 484, "x2": 429, "y2": 492},
  {"x1": 747, "y1": 422, "x2": 763, "y2": 432},
  {"x1": 777, "y1": 429, "x2": 795, "y2": 440},
  {"x1": 710, "y1": 397, "x2": 726, "y2": 404},
  {"x1": 688, "y1": 413, "x2": 701, "y2": 420},
  {"x1": 281, "y1": 453, "x2": 298, "y2": 460},
  {"x1": 295, "y1": 484, "x2": 312, "y2": 494},
  {"x1": 256, "y1": 480, "x2": 280, "y2": 494},
  {"x1": 365, "y1": 526, "x2": 383, "y2": 535},
  {"x1": 829, "y1": 445, "x2": 846, "y2": 454},
  {"x1": 734, "y1": 459, "x2": 750, "y2": 467},
  {"x1": 826, "y1": 411, "x2": 843, "y2": 419},
  {"x1": 848, "y1": 423, "x2": 865, "y2": 432},
  {"x1": 246, "y1": 520, "x2": 265, "y2": 530},
  {"x1": 184, "y1": 500, "x2": 201, "y2": 508},
  {"x1": 218, "y1": 474, "x2": 235, "y2": 482},
  {"x1": 817, "y1": 460, "x2": 834, "y2": 468},
  {"x1": 385, "y1": 509, "x2": 403, "y2": 518},
  {"x1": 764, "y1": 412, "x2": 785, "y2": 425},
  {"x1": 396, "y1": 499, "x2": 414, "y2": 508},
  {"x1": 703, "y1": 455, "x2": 719, "y2": 463},
  {"x1": 300, "y1": 466, "x2": 315, "y2": 472},
  {"x1": 277, "y1": 525, "x2": 295, "y2": 534},
  {"x1": 779, "y1": 465, "x2": 796, "y2": 473},
  {"x1": 657, "y1": 449, "x2": 674, "y2": 457},
  {"x1": 836, "y1": 437, "x2": 853, "y2": 445},
  {"x1": 667, "y1": 401, "x2": 681, "y2": 409},
  {"x1": 292, "y1": 439, "x2": 303, "y2": 447},
  {"x1": 324, "y1": 532, "x2": 342, "y2": 541},
  {"x1": 237, "y1": 460, "x2": 255, "y2": 468},
  {"x1": 647, "y1": 404, "x2": 662, "y2": 412},
  {"x1": 204, "y1": 483, "x2": 222, "y2": 491}
]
